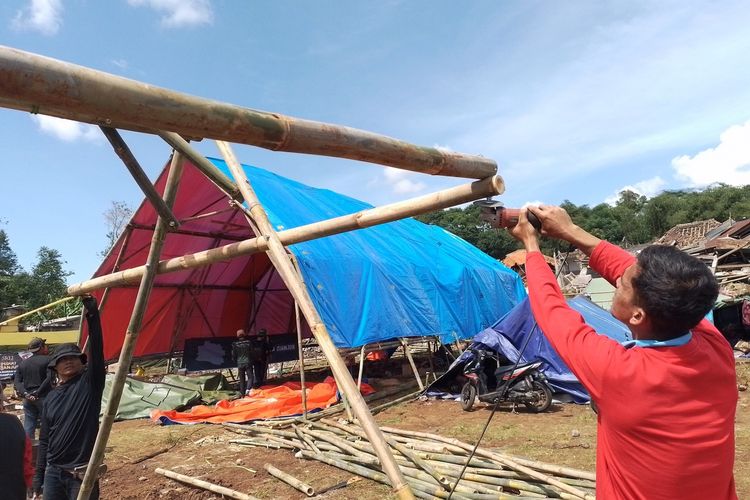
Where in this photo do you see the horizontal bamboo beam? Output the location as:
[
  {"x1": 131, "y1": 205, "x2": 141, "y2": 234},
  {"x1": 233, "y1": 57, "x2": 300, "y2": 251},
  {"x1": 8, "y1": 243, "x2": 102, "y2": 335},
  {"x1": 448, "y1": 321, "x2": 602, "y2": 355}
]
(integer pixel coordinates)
[
  {"x1": 67, "y1": 174, "x2": 504, "y2": 295},
  {"x1": 0, "y1": 46, "x2": 497, "y2": 179}
]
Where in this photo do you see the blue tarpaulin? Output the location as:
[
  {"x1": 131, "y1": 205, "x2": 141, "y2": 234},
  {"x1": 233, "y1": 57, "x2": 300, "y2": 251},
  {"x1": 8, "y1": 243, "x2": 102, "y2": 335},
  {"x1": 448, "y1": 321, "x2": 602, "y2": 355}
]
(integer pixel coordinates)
[
  {"x1": 430, "y1": 296, "x2": 631, "y2": 402},
  {"x1": 209, "y1": 159, "x2": 527, "y2": 348}
]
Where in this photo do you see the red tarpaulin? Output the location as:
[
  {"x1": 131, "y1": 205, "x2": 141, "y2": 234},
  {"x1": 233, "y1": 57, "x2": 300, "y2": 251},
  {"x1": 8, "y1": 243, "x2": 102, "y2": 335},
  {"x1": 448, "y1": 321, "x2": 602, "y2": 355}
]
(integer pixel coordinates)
[{"x1": 83, "y1": 160, "x2": 309, "y2": 360}]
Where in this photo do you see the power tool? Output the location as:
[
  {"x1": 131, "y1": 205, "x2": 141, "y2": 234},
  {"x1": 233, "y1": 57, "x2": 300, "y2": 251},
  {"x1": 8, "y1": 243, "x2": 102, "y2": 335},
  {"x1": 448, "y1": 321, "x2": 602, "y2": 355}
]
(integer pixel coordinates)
[{"x1": 473, "y1": 199, "x2": 542, "y2": 232}]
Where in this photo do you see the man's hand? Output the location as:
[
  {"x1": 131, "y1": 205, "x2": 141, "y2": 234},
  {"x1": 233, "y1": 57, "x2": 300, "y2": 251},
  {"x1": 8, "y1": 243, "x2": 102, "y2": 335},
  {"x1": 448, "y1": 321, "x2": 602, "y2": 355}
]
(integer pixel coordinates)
[
  {"x1": 509, "y1": 208, "x2": 541, "y2": 252},
  {"x1": 528, "y1": 205, "x2": 602, "y2": 256},
  {"x1": 81, "y1": 295, "x2": 98, "y2": 314},
  {"x1": 528, "y1": 205, "x2": 577, "y2": 241}
]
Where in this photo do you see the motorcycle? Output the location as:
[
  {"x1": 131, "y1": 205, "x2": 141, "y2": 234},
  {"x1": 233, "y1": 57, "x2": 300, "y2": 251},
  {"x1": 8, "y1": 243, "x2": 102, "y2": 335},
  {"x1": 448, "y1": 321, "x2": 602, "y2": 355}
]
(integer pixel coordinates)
[{"x1": 460, "y1": 346, "x2": 552, "y2": 412}]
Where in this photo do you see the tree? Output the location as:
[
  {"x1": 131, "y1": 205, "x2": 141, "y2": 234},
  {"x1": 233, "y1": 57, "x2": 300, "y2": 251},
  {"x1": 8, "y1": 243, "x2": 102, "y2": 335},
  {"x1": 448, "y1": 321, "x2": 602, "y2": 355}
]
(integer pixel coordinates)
[
  {"x1": 26, "y1": 247, "x2": 71, "y2": 309},
  {"x1": 0, "y1": 229, "x2": 19, "y2": 277},
  {"x1": 0, "y1": 229, "x2": 22, "y2": 308},
  {"x1": 100, "y1": 200, "x2": 133, "y2": 257}
]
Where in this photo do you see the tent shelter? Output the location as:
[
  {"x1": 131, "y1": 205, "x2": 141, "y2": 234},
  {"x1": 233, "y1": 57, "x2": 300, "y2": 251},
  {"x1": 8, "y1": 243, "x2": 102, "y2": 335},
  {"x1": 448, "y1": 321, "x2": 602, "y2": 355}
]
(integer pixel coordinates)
[{"x1": 88, "y1": 158, "x2": 526, "y2": 360}]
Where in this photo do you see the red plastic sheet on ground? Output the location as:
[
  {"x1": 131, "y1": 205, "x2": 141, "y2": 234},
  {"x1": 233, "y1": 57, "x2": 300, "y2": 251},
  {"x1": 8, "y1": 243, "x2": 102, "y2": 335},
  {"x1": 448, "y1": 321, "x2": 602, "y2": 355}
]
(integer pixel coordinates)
[{"x1": 150, "y1": 377, "x2": 374, "y2": 424}]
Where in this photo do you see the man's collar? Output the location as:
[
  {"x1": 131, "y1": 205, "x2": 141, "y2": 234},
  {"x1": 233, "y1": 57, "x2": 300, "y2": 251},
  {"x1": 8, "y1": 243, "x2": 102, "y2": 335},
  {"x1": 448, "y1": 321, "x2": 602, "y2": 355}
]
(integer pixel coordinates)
[{"x1": 622, "y1": 331, "x2": 692, "y2": 349}]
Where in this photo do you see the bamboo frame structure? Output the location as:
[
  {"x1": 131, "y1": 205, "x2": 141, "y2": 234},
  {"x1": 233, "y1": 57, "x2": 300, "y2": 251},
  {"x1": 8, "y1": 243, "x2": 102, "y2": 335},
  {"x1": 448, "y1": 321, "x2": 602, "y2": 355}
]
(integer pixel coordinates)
[
  {"x1": 0, "y1": 45, "x2": 513, "y2": 500},
  {"x1": 0, "y1": 46, "x2": 496, "y2": 179},
  {"x1": 78, "y1": 152, "x2": 185, "y2": 499},
  {"x1": 67, "y1": 174, "x2": 504, "y2": 295},
  {"x1": 215, "y1": 140, "x2": 413, "y2": 497}
]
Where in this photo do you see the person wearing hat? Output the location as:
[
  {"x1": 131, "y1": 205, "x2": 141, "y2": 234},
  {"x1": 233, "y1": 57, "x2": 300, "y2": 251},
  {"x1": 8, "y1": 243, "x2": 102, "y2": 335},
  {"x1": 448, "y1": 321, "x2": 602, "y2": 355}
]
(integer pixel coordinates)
[
  {"x1": 14, "y1": 336, "x2": 51, "y2": 438},
  {"x1": 32, "y1": 296, "x2": 105, "y2": 500}
]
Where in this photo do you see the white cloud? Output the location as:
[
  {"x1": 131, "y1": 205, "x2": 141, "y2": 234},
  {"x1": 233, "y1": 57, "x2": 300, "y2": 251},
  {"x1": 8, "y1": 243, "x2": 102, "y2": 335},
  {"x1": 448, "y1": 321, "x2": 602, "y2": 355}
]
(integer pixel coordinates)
[
  {"x1": 12, "y1": 0, "x2": 63, "y2": 36},
  {"x1": 111, "y1": 59, "x2": 129, "y2": 70},
  {"x1": 128, "y1": 0, "x2": 214, "y2": 28},
  {"x1": 31, "y1": 115, "x2": 101, "y2": 143},
  {"x1": 672, "y1": 120, "x2": 750, "y2": 187},
  {"x1": 382, "y1": 167, "x2": 427, "y2": 195},
  {"x1": 604, "y1": 176, "x2": 666, "y2": 205}
]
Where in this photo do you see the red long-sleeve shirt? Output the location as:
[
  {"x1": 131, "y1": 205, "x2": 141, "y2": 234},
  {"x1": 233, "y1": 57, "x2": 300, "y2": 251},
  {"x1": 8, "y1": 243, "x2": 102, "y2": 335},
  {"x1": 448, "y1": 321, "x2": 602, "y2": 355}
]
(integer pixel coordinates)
[{"x1": 526, "y1": 241, "x2": 737, "y2": 499}]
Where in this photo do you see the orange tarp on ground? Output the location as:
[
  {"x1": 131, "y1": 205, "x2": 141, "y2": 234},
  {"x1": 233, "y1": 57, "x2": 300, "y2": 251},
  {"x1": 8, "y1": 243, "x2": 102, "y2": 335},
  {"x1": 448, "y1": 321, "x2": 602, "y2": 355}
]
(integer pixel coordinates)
[{"x1": 150, "y1": 377, "x2": 374, "y2": 424}]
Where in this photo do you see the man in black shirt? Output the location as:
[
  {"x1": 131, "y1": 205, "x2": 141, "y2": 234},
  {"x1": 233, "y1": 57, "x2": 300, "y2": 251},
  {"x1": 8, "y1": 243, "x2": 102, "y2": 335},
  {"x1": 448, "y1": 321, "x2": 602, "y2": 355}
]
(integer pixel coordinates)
[
  {"x1": 232, "y1": 329, "x2": 253, "y2": 395},
  {"x1": 14, "y1": 337, "x2": 51, "y2": 438},
  {"x1": 250, "y1": 330, "x2": 271, "y2": 389},
  {"x1": 33, "y1": 296, "x2": 105, "y2": 500}
]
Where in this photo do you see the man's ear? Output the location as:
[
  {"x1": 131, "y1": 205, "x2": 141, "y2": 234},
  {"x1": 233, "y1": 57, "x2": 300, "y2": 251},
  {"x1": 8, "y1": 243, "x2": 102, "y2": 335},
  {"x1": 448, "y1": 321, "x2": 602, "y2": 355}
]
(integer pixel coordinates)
[{"x1": 628, "y1": 306, "x2": 647, "y2": 327}]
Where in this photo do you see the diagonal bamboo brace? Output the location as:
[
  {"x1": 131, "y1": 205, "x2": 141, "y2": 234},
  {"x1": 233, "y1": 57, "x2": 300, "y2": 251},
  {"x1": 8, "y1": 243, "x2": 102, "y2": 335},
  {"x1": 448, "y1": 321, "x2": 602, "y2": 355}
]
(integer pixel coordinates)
[{"x1": 216, "y1": 140, "x2": 413, "y2": 498}]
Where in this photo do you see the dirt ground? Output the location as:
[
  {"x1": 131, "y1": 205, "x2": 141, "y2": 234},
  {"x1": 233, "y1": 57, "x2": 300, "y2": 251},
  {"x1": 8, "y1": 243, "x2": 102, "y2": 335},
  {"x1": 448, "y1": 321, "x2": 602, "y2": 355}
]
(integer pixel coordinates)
[{"x1": 100, "y1": 360, "x2": 750, "y2": 499}]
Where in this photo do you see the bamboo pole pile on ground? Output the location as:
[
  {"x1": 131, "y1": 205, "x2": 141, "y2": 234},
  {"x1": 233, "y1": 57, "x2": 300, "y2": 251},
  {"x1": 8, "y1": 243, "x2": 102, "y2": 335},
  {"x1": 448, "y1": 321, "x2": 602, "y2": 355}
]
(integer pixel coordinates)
[{"x1": 226, "y1": 418, "x2": 596, "y2": 500}]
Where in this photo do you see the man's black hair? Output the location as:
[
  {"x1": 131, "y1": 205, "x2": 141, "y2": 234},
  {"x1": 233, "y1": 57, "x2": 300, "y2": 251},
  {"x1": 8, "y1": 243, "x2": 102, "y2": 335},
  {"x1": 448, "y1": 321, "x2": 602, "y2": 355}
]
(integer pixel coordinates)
[{"x1": 632, "y1": 245, "x2": 719, "y2": 338}]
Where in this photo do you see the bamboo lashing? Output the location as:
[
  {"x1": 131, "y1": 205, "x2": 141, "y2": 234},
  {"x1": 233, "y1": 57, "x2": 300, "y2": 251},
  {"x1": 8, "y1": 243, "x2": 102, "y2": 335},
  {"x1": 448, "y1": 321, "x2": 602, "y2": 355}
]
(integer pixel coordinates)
[
  {"x1": 215, "y1": 140, "x2": 413, "y2": 498},
  {"x1": 0, "y1": 46, "x2": 496, "y2": 179}
]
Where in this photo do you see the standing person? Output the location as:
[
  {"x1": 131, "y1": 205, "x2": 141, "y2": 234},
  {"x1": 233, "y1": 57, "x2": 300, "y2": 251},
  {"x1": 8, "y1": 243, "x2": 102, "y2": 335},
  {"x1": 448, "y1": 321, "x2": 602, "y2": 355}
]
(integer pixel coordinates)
[
  {"x1": 232, "y1": 329, "x2": 253, "y2": 395},
  {"x1": 249, "y1": 329, "x2": 271, "y2": 389},
  {"x1": 0, "y1": 403, "x2": 33, "y2": 500},
  {"x1": 14, "y1": 337, "x2": 51, "y2": 439},
  {"x1": 32, "y1": 296, "x2": 106, "y2": 500},
  {"x1": 509, "y1": 205, "x2": 737, "y2": 499}
]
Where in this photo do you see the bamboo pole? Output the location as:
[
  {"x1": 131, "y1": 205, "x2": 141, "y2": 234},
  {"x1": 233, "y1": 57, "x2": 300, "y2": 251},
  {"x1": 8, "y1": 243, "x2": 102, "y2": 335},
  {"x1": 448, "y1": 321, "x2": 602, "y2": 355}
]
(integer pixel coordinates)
[
  {"x1": 357, "y1": 345, "x2": 366, "y2": 390},
  {"x1": 401, "y1": 338, "x2": 425, "y2": 391},
  {"x1": 295, "y1": 300, "x2": 308, "y2": 418},
  {"x1": 379, "y1": 426, "x2": 596, "y2": 481},
  {"x1": 215, "y1": 140, "x2": 413, "y2": 499},
  {"x1": 159, "y1": 131, "x2": 242, "y2": 200},
  {"x1": 100, "y1": 127, "x2": 180, "y2": 228},
  {"x1": 264, "y1": 463, "x2": 315, "y2": 496},
  {"x1": 77, "y1": 152, "x2": 185, "y2": 500},
  {"x1": 0, "y1": 296, "x2": 74, "y2": 326},
  {"x1": 378, "y1": 427, "x2": 593, "y2": 499},
  {"x1": 290, "y1": 254, "x2": 308, "y2": 419},
  {"x1": 155, "y1": 468, "x2": 260, "y2": 500},
  {"x1": 0, "y1": 46, "x2": 496, "y2": 179},
  {"x1": 67, "y1": 173, "x2": 503, "y2": 296}
]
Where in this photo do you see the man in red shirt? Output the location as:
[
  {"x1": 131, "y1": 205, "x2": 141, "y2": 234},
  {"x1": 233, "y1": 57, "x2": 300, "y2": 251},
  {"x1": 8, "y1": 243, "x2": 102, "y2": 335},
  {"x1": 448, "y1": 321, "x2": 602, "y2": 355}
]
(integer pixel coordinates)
[{"x1": 510, "y1": 205, "x2": 737, "y2": 499}]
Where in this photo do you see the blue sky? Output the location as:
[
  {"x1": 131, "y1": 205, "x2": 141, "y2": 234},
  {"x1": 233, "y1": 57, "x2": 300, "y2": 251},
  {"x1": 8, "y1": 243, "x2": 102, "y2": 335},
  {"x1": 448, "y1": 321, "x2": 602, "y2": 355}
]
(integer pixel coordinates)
[{"x1": 1, "y1": 0, "x2": 749, "y2": 285}]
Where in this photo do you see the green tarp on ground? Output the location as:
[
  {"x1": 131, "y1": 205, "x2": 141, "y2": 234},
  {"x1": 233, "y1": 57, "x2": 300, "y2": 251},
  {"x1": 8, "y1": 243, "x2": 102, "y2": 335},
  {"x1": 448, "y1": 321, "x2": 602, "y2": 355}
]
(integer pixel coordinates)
[
  {"x1": 101, "y1": 373, "x2": 238, "y2": 420},
  {"x1": 161, "y1": 373, "x2": 237, "y2": 403}
]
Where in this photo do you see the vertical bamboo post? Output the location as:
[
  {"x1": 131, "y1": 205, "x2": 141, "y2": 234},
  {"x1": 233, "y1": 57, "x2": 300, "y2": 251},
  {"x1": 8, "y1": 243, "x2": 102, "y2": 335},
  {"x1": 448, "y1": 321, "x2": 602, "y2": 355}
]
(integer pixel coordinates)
[
  {"x1": 357, "y1": 345, "x2": 366, "y2": 390},
  {"x1": 401, "y1": 339, "x2": 424, "y2": 391},
  {"x1": 215, "y1": 140, "x2": 412, "y2": 499},
  {"x1": 295, "y1": 300, "x2": 308, "y2": 419},
  {"x1": 290, "y1": 256, "x2": 308, "y2": 419},
  {"x1": 77, "y1": 152, "x2": 185, "y2": 500}
]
